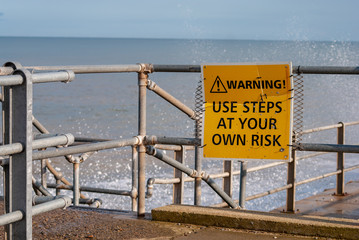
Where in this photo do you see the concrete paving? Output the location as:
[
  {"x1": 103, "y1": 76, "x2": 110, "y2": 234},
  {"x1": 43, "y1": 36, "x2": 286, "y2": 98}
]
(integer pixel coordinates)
[
  {"x1": 272, "y1": 180, "x2": 359, "y2": 220},
  {"x1": 152, "y1": 181, "x2": 359, "y2": 239},
  {"x1": 152, "y1": 204, "x2": 359, "y2": 239}
]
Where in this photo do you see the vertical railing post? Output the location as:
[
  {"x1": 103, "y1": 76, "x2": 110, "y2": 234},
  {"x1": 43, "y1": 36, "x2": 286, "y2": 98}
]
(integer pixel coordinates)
[
  {"x1": 336, "y1": 122, "x2": 345, "y2": 195},
  {"x1": 56, "y1": 177, "x2": 61, "y2": 196},
  {"x1": 239, "y1": 161, "x2": 247, "y2": 209},
  {"x1": 131, "y1": 146, "x2": 138, "y2": 211},
  {"x1": 137, "y1": 64, "x2": 150, "y2": 216},
  {"x1": 286, "y1": 141, "x2": 296, "y2": 213},
  {"x1": 223, "y1": 160, "x2": 233, "y2": 199},
  {"x1": 194, "y1": 120, "x2": 202, "y2": 205},
  {"x1": 10, "y1": 68, "x2": 33, "y2": 238},
  {"x1": 173, "y1": 146, "x2": 185, "y2": 204},
  {"x1": 73, "y1": 161, "x2": 80, "y2": 206},
  {"x1": 41, "y1": 159, "x2": 47, "y2": 188},
  {"x1": 2, "y1": 62, "x2": 22, "y2": 239},
  {"x1": 3, "y1": 80, "x2": 13, "y2": 239}
]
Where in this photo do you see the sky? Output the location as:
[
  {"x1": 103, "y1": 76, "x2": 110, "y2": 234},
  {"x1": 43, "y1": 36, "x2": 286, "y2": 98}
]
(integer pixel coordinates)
[{"x1": 1, "y1": 0, "x2": 359, "y2": 41}]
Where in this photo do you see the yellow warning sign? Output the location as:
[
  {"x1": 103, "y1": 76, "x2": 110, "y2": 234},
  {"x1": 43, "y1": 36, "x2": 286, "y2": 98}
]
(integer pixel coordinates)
[{"x1": 201, "y1": 63, "x2": 293, "y2": 160}]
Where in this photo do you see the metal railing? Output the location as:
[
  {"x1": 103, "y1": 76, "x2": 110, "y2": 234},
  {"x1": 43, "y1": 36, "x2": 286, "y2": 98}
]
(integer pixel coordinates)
[
  {"x1": 210, "y1": 121, "x2": 359, "y2": 209},
  {"x1": 1, "y1": 62, "x2": 359, "y2": 238}
]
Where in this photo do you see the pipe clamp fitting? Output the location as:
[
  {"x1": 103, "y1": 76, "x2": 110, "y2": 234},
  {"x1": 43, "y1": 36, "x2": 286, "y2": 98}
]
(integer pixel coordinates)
[
  {"x1": 146, "y1": 79, "x2": 157, "y2": 90},
  {"x1": 59, "y1": 70, "x2": 75, "y2": 83}
]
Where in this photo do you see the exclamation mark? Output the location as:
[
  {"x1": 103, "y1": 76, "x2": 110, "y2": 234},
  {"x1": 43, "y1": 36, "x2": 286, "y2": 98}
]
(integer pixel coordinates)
[
  {"x1": 283, "y1": 80, "x2": 286, "y2": 88},
  {"x1": 217, "y1": 80, "x2": 220, "y2": 91}
]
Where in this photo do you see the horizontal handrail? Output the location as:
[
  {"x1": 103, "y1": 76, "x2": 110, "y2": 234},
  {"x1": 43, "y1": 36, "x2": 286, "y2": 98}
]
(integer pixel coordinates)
[
  {"x1": 301, "y1": 121, "x2": 359, "y2": 135},
  {"x1": 32, "y1": 137, "x2": 139, "y2": 160},
  {"x1": 1, "y1": 64, "x2": 359, "y2": 75},
  {"x1": 153, "y1": 65, "x2": 359, "y2": 75},
  {"x1": 294, "y1": 143, "x2": 359, "y2": 153},
  {"x1": 28, "y1": 65, "x2": 142, "y2": 74},
  {"x1": 296, "y1": 170, "x2": 341, "y2": 186},
  {"x1": 47, "y1": 183, "x2": 132, "y2": 196},
  {"x1": 144, "y1": 135, "x2": 200, "y2": 146},
  {"x1": 0, "y1": 196, "x2": 71, "y2": 226},
  {"x1": 0, "y1": 134, "x2": 75, "y2": 157},
  {"x1": 246, "y1": 184, "x2": 293, "y2": 201},
  {"x1": 0, "y1": 70, "x2": 74, "y2": 86}
]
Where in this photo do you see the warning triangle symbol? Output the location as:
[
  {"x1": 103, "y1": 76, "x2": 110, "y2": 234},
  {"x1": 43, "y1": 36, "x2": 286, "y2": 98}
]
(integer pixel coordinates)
[{"x1": 210, "y1": 76, "x2": 227, "y2": 93}]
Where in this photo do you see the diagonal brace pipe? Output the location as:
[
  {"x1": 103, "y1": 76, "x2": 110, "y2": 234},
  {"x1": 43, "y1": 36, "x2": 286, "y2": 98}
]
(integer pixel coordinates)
[
  {"x1": 147, "y1": 80, "x2": 196, "y2": 120},
  {"x1": 146, "y1": 146, "x2": 239, "y2": 209}
]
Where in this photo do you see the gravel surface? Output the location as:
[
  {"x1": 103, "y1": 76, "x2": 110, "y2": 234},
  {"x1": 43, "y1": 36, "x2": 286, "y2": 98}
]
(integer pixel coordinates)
[
  {"x1": 0, "y1": 205, "x2": 189, "y2": 239},
  {"x1": 0, "y1": 203, "x2": 333, "y2": 239}
]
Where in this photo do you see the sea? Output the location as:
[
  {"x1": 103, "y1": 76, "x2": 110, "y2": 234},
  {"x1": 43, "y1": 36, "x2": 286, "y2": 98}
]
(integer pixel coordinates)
[{"x1": 0, "y1": 37, "x2": 359, "y2": 212}]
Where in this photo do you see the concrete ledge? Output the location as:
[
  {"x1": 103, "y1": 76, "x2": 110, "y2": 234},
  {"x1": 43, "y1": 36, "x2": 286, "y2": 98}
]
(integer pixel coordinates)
[{"x1": 152, "y1": 205, "x2": 359, "y2": 239}]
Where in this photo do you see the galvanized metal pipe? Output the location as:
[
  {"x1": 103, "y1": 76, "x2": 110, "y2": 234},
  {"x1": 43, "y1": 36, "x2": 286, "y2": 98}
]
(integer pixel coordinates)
[
  {"x1": 145, "y1": 135, "x2": 200, "y2": 146},
  {"x1": 146, "y1": 146, "x2": 238, "y2": 209},
  {"x1": 246, "y1": 184, "x2": 292, "y2": 201},
  {"x1": 0, "y1": 211, "x2": 23, "y2": 226},
  {"x1": 74, "y1": 137, "x2": 110, "y2": 142},
  {"x1": 26, "y1": 64, "x2": 142, "y2": 74},
  {"x1": 202, "y1": 175, "x2": 238, "y2": 209},
  {"x1": 32, "y1": 137, "x2": 139, "y2": 160},
  {"x1": 154, "y1": 144, "x2": 195, "y2": 151},
  {"x1": 32, "y1": 133, "x2": 75, "y2": 149},
  {"x1": 344, "y1": 164, "x2": 359, "y2": 172},
  {"x1": 146, "y1": 146, "x2": 197, "y2": 177},
  {"x1": 0, "y1": 134, "x2": 74, "y2": 158},
  {"x1": 147, "y1": 80, "x2": 196, "y2": 119},
  {"x1": 0, "y1": 71, "x2": 75, "y2": 86},
  {"x1": 41, "y1": 159, "x2": 47, "y2": 189},
  {"x1": 0, "y1": 143, "x2": 23, "y2": 156},
  {"x1": 194, "y1": 120, "x2": 202, "y2": 206},
  {"x1": 173, "y1": 147, "x2": 185, "y2": 204},
  {"x1": 239, "y1": 161, "x2": 247, "y2": 208},
  {"x1": 300, "y1": 124, "x2": 343, "y2": 135},
  {"x1": 2, "y1": 64, "x2": 359, "y2": 75},
  {"x1": 131, "y1": 146, "x2": 138, "y2": 211},
  {"x1": 152, "y1": 64, "x2": 201, "y2": 72},
  {"x1": 32, "y1": 196, "x2": 72, "y2": 216},
  {"x1": 294, "y1": 143, "x2": 359, "y2": 153},
  {"x1": 152, "y1": 64, "x2": 359, "y2": 75},
  {"x1": 56, "y1": 179, "x2": 61, "y2": 196},
  {"x1": 292, "y1": 66, "x2": 359, "y2": 74},
  {"x1": 223, "y1": 161, "x2": 233, "y2": 199},
  {"x1": 47, "y1": 183, "x2": 132, "y2": 196},
  {"x1": 31, "y1": 116, "x2": 90, "y2": 200},
  {"x1": 337, "y1": 122, "x2": 345, "y2": 195},
  {"x1": 0, "y1": 75, "x2": 23, "y2": 86},
  {"x1": 32, "y1": 116, "x2": 50, "y2": 134},
  {"x1": 6, "y1": 68, "x2": 33, "y2": 238},
  {"x1": 32, "y1": 195, "x2": 67, "y2": 205},
  {"x1": 30, "y1": 70, "x2": 74, "y2": 83},
  {"x1": 73, "y1": 162, "x2": 80, "y2": 206},
  {"x1": 208, "y1": 172, "x2": 230, "y2": 179},
  {"x1": 296, "y1": 152, "x2": 327, "y2": 160},
  {"x1": 0, "y1": 66, "x2": 15, "y2": 76},
  {"x1": 296, "y1": 170, "x2": 341, "y2": 186},
  {"x1": 137, "y1": 64, "x2": 150, "y2": 216},
  {"x1": 247, "y1": 161, "x2": 286, "y2": 173},
  {"x1": 32, "y1": 177, "x2": 52, "y2": 197},
  {"x1": 153, "y1": 178, "x2": 181, "y2": 184}
]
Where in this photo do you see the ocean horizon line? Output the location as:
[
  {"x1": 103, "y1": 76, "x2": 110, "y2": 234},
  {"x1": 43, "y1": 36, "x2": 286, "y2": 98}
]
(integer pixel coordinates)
[{"x1": 0, "y1": 35, "x2": 357, "y2": 44}]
